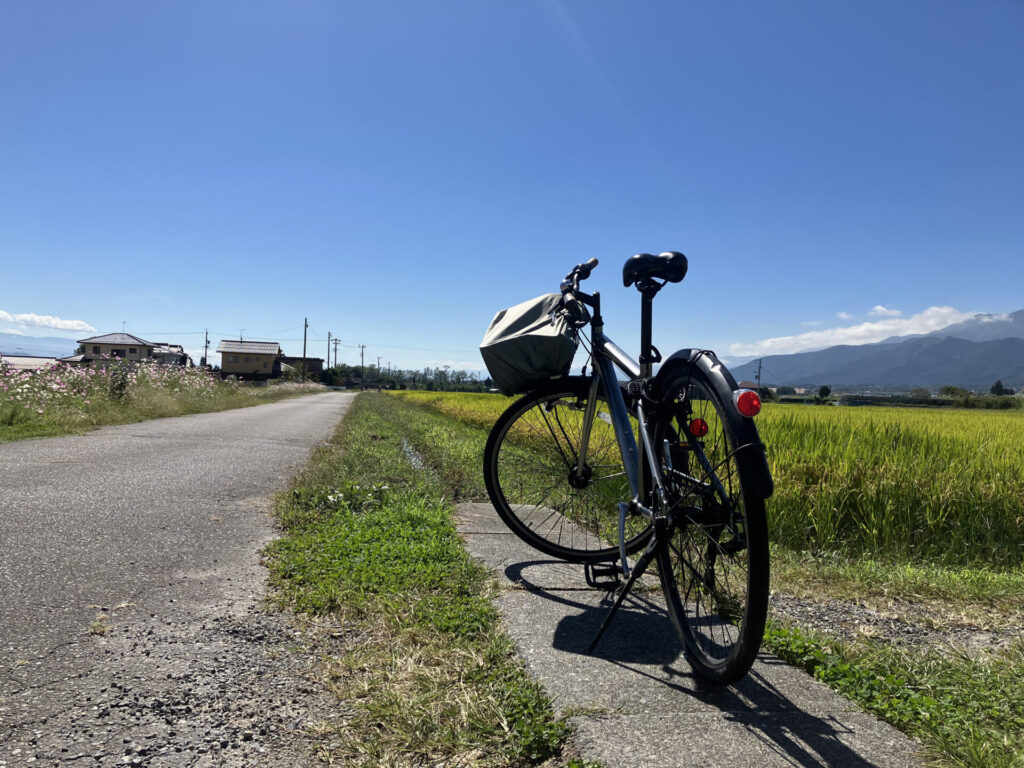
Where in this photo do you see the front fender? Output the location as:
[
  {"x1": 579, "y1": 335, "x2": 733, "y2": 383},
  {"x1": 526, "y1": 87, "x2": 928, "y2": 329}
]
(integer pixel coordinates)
[{"x1": 653, "y1": 349, "x2": 774, "y2": 499}]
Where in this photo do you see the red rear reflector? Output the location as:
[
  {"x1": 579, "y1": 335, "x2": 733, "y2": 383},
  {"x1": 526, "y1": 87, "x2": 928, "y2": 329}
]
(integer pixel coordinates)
[
  {"x1": 734, "y1": 389, "x2": 761, "y2": 417},
  {"x1": 688, "y1": 418, "x2": 709, "y2": 437}
]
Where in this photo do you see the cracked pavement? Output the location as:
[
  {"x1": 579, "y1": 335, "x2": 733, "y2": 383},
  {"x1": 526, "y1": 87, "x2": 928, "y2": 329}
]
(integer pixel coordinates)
[{"x1": 1, "y1": 393, "x2": 355, "y2": 766}]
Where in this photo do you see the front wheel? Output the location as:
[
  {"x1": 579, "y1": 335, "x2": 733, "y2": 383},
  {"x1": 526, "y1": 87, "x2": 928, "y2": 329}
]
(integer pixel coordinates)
[
  {"x1": 653, "y1": 364, "x2": 770, "y2": 684},
  {"x1": 483, "y1": 378, "x2": 653, "y2": 563}
]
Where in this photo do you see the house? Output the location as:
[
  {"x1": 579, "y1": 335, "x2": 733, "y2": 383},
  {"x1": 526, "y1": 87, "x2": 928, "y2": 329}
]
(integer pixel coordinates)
[
  {"x1": 76, "y1": 333, "x2": 157, "y2": 362},
  {"x1": 279, "y1": 356, "x2": 324, "y2": 377},
  {"x1": 216, "y1": 340, "x2": 282, "y2": 380},
  {"x1": 0, "y1": 354, "x2": 59, "y2": 372},
  {"x1": 152, "y1": 344, "x2": 193, "y2": 367}
]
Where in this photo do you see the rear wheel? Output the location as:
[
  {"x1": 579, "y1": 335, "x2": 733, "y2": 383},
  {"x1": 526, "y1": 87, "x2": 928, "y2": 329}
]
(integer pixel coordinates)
[
  {"x1": 653, "y1": 365, "x2": 769, "y2": 684},
  {"x1": 483, "y1": 379, "x2": 652, "y2": 562}
]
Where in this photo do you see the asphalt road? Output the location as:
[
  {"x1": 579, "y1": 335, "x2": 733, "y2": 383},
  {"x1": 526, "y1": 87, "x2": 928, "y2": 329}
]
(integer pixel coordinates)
[{"x1": 0, "y1": 392, "x2": 355, "y2": 766}]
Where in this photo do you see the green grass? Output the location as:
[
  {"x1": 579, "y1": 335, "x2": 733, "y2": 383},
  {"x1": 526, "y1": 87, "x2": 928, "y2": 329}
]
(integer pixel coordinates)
[
  {"x1": 266, "y1": 393, "x2": 573, "y2": 766},
  {"x1": 392, "y1": 390, "x2": 1024, "y2": 768},
  {"x1": 765, "y1": 622, "x2": 1024, "y2": 768},
  {"x1": 771, "y1": 547, "x2": 1024, "y2": 611}
]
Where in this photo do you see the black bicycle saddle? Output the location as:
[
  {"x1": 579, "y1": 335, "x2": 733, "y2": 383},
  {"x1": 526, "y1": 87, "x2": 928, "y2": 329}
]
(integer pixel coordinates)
[{"x1": 622, "y1": 251, "x2": 688, "y2": 287}]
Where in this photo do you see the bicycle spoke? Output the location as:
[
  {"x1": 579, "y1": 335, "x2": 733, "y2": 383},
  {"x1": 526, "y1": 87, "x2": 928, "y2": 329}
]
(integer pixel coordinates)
[{"x1": 487, "y1": 385, "x2": 653, "y2": 560}]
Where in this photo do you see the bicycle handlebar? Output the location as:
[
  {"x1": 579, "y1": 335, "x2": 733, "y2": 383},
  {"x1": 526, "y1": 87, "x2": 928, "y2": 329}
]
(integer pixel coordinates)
[{"x1": 564, "y1": 258, "x2": 598, "y2": 284}]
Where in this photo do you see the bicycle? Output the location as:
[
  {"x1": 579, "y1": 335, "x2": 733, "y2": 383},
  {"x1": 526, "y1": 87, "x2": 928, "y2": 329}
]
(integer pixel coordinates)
[{"x1": 482, "y1": 252, "x2": 774, "y2": 684}]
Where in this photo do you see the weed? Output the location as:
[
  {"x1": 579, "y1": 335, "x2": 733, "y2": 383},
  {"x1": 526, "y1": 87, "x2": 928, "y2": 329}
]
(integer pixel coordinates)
[
  {"x1": 88, "y1": 613, "x2": 112, "y2": 635},
  {"x1": 765, "y1": 622, "x2": 1024, "y2": 767},
  {"x1": 267, "y1": 393, "x2": 571, "y2": 765}
]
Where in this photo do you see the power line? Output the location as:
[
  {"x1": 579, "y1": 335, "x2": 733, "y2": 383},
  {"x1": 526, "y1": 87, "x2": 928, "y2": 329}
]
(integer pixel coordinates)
[{"x1": 136, "y1": 331, "x2": 476, "y2": 356}]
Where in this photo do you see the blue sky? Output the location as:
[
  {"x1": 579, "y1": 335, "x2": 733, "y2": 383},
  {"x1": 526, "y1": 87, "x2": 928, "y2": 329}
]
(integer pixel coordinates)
[{"x1": 2, "y1": 1, "x2": 1022, "y2": 371}]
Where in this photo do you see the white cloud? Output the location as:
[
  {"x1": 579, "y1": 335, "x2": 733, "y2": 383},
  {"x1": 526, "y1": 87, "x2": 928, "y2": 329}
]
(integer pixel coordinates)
[
  {"x1": 979, "y1": 313, "x2": 1011, "y2": 324},
  {"x1": 801, "y1": 320, "x2": 823, "y2": 327},
  {"x1": 869, "y1": 305, "x2": 902, "y2": 317},
  {"x1": 729, "y1": 306, "x2": 975, "y2": 357},
  {"x1": 837, "y1": 312, "x2": 852, "y2": 320},
  {"x1": 0, "y1": 310, "x2": 96, "y2": 332}
]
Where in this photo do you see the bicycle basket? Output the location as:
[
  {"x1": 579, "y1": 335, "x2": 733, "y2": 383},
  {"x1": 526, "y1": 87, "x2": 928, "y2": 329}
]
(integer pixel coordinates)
[{"x1": 480, "y1": 293, "x2": 578, "y2": 396}]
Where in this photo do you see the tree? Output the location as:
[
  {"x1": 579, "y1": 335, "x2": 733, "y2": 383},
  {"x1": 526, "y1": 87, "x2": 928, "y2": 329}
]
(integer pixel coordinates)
[
  {"x1": 939, "y1": 385, "x2": 969, "y2": 398},
  {"x1": 909, "y1": 387, "x2": 931, "y2": 399},
  {"x1": 991, "y1": 380, "x2": 1006, "y2": 396},
  {"x1": 817, "y1": 385, "x2": 831, "y2": 401}
]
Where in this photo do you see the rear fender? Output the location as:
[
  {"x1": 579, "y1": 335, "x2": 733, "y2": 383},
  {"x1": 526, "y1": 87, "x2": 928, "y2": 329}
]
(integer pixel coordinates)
[{"x1": 653, "y1": 349, "x2": 774, "y2": 499}]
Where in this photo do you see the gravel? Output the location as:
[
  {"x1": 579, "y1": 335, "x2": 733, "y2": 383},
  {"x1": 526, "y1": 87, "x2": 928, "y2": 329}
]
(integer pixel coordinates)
[
  {"x1": 770, "y1": 593, "x2": 1023, "y2": 652},
  {"x1": 1, "y1": 587, "x2": 351, "y2": 767}
]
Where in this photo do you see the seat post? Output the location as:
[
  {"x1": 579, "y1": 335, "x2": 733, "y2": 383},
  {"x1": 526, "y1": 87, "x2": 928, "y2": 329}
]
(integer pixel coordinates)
[{"x1": 638, "y1": 281, "x2": 660, "y2": 377}]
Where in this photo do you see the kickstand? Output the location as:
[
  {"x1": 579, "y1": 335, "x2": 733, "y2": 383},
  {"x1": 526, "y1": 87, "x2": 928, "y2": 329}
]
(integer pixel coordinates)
[{"x1": 587, "y1": 537, "x2": 659, "y2": 654}]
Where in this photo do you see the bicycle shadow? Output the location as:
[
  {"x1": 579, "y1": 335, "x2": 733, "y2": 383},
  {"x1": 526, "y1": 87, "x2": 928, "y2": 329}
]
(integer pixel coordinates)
[
  {"x1": 505, "y1": 558, "x2": 679, "y2": 665},
  {"x1": 505, "y1": 559, "x2": 891, "y2": 768}
]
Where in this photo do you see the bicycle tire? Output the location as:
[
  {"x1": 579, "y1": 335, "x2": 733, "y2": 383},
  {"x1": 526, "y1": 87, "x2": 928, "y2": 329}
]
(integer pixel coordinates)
[
  {"x1": 652, "y1": 364, "x2": 770, "y2": 684},
  {"x1": 483, "y1": 378, "x2": 653, "y2": 563}
]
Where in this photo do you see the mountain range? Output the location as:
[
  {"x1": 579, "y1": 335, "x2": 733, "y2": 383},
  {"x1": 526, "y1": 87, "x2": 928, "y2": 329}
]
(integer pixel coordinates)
[{"x1": 731, "y1": 309, "x2": 1024, "y2": 392}]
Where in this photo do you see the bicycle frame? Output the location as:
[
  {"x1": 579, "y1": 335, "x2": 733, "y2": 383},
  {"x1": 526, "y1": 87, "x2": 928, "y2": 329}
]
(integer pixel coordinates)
[{"x1": 573, "y1": 288, "x2": 669, "y2": 524}]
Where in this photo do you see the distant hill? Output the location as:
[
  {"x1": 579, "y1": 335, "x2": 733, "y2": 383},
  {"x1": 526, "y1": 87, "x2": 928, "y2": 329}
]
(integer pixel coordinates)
[
  {"x1": 731, "y1": 310, "x2": 1024, "y2": 391},
  {"x1": 0, "y1": 332, "x2": 78, "y2": 359}
]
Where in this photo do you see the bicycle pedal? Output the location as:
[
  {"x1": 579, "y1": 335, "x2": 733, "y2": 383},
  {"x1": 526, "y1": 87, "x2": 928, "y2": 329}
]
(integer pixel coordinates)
[{"x1": 584, "y1": 561, "x2": 621, "y2": 589}]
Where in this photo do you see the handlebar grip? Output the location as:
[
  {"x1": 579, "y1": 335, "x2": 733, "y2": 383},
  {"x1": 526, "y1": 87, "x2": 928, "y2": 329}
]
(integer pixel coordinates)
[
  {"x1": 579, "y1": 257, "x2": 599, "y2": 279},
  {"x1": 561, "y1": 291, "x2": 591, "y2": 327}
]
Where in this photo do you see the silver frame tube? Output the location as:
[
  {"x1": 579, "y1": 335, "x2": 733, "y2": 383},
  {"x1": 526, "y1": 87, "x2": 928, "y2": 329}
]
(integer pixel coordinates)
[
  {"x1": 592, "y1": 330, "x2": 641, "y2": 497},
  {"x1": 598, "y1": 335, "x2": 641, "y2": 380}
]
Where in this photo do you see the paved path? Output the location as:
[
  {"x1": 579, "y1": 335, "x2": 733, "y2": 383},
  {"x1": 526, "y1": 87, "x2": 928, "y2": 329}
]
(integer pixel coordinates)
[
  {"x1": 456, "y1": 502, "x2": 924, "y2": 768},
  {"x1": 0, "y1": 393, "x2": 355, "y2": 766}
]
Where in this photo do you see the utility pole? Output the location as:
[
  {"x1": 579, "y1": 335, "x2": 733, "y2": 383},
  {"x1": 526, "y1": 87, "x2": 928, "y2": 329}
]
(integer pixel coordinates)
[
  {"x1": 332, "y1": 338, "x2": 340, "y2": 368},
  {"x1": 327, "y1": 331, "x2": 331, "y2": 373},
  {"x1": 202, "y1": 329, "x2": 209, "y2": 367},
  {"x1": 302, "y1": 317, "x2": 308, "y2": 382},
  {"x1": 358, "y1": 344, "x2": 367, "y2": 389},
  {"x1": 756, "y1": 359, "x2": 763, "y2": 391}
]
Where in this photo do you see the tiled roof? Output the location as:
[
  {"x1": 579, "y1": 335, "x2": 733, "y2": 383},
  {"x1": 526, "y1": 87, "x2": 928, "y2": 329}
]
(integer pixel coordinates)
[
  {"x1": 77, "y1": 333, "x2": 156, "y2": 346},
  {"x1": 216, "y1": 340, "x2": 281, "y2": 355}
]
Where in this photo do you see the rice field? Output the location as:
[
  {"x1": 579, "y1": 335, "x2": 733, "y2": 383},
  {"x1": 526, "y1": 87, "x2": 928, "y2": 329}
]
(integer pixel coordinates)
[{"x1": 395, "y1": 391, "x2": 1024, "y2": 568}]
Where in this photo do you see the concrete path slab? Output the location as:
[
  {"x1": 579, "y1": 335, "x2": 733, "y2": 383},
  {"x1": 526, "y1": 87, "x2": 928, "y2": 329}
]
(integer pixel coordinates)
[{"x1": 456, "y1": 502, "x2": 924, "y2": 768}]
